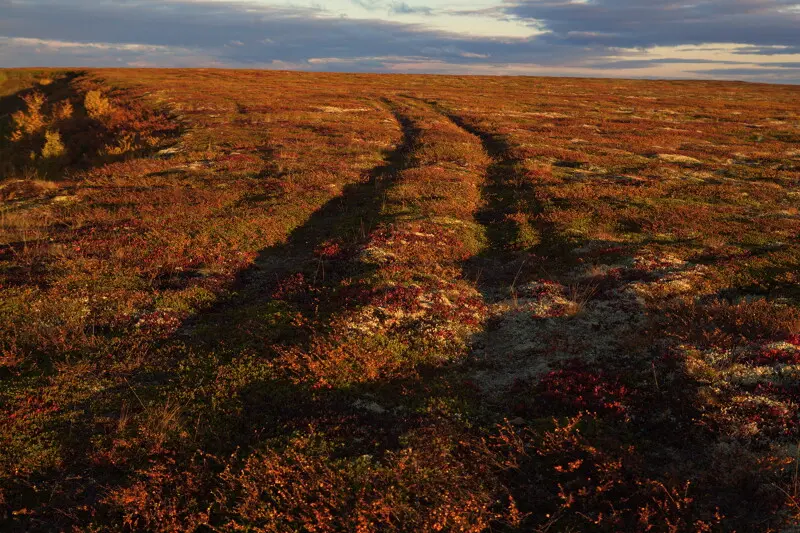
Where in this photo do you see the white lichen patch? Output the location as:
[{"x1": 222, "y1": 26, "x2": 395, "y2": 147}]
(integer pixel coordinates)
[
  {"x1": 766, "y1": 341, "x2": 800, "y2": 353},
  {"x1": 681, "y1": 340, "x2": 800, "y2": 444},
  {"x1": 498, "y1": 111, "x2": 570, "y2": 119},
  {"x1": 353, "y1": 399, "x2": 387, "y2": 414},
  {"x1": 52, "y1": 195, "x2": 79, "y2": 203},
  {"x1": 359, "y1": 245, "x2": 397, "y2": 265},
  {"x1": 315, "y1": 106, "x2": 372, "y2": 113},
  {"x1": 467, "y1": 241, "x2": 727, "y2": 400},
  {"x1": 342, "y1": 282, "x2": 484, "y2": 350},
  {"x1": 720, "y1": 364, "x2": 800, "y2": 387},
  {"x1": 717, "y1": 393, "x2": 793, "y2": 439},
  {"x1": 156, "y1": 146, "x2": 182, "y2": 157},
  {"x1": 657, "y1": 153, "x2": 703, "y2": 166},
  {"x1": 625, "y1": 253, "x2": 711, "y2": 301},
  {"x1": 471, "y1": 279, "x2": 646, "y2": 398}
]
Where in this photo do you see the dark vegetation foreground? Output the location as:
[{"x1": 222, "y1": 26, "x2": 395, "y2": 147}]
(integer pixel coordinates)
[{"x1": 0, "y1": 68, "x2": 799, "y2": 532}]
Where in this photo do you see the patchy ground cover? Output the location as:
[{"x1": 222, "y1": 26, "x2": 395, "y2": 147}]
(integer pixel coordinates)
[{"x1": 0, "y1": 69, "x2": 799, "y2": 531}]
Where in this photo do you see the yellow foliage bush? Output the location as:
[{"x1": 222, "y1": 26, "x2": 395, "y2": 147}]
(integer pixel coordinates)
[
  {"x1": 85, "y1": 90, "x2": 113, "y2": 119},
  {"x1": 10, "y1": 91, "x2": 46, "y2": 141},
  {"x1": 41, "y1": 130, "x2": 66, "y2": 158},
  {"x1": 53, "y1": 100, "x2": 74, "y2": 121}
]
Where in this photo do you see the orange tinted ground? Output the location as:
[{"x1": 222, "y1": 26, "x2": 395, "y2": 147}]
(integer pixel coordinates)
[{"x1": 1, "y1": 68, "x2": 799, "y2": 531}]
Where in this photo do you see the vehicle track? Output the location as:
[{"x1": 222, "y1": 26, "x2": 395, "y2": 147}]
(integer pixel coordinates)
[
  {"x1": 402, "y1": 96, "x2": 561, "y2": 291},
  {"x1": 123, "y1": 96, "x2": 497, "y2": 472},
  {"x1": 173, "y1": 98, "x2": 418, "y2": 346},
  {"x1": 269, "y1": 95, "x2": 492, "y2": 385},
  {"x1": 6, "y1": 100, "x2": 423, "y2": 517},
  {"x1": 407, "y1": 97, "x2": 648, "y2": 402}
]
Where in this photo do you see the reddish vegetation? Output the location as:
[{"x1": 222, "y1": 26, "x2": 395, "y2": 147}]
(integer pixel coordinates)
[
  {"x1": 0, "y1": 68, "x2": 799, "y2": 531},
  {"x1": 531, "y1": 361, "x2": 631, "y2": 416}
]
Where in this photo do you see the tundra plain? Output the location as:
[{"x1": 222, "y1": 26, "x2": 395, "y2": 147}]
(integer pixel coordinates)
[{"x1": 1, "y1": 69, "x2": 799, "y2": 532}]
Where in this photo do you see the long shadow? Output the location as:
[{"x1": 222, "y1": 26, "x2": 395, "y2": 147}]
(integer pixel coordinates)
[
  {"x1": 388, "y1": 97, "x2": 729, "y2": 526},
  {"x1": 168, "y1": 93, "x2": 530, "y2": 493},
  {"x1": 401, "y1": 95, "x2": 578, "y2": 294},
  {"x1": 171, "y1": 99, "x2": 419, "y2": 351},
  {"x1": 7, "y1": 91, "x2": 787, "y2": 531},
  {"x1": 1, "y1": 98, "x2": 425, "y2": 530},
  {"x1": 421, "y1": 100, "x2": 790, "y2": 529},
  {"x1": 146, "y1": 97, "x2": 518, "y2": 464},
  {"x1": 126, "y1": 96, "x2": 422, "y2": 401}
]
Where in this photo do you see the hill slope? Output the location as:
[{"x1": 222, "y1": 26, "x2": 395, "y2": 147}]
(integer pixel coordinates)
[{"x1": 1, "y1": 68, "x2": 799, "y2": 531}]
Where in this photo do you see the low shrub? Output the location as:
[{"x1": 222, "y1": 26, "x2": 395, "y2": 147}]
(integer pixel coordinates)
[
  {"x1": 40, "y1": 130, "x2": 65, "y2": 158},
  {"x1": 84, "y1": 89, "x2": 113, "y2": 119}
]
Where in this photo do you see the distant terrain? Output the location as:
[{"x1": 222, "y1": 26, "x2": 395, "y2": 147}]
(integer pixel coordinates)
[{"x1": 1, "y1": 68, "x2": 799, "y2": 532}]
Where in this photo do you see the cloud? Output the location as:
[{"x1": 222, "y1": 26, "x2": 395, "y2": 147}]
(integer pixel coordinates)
[
  {"x1": 733, "y1": 44, "x2": 800, "y2": 55},
  {"x1": 0, "y1": 0, "x2": 799, "y2": 83},
  {"x1": 350, "y1": 0, "x2": 434, "y2": 15},
  {"x1": 350, "y1": 0, "x2": 382, "y2": 10},
  {"x1": 505, "y1": 0, "x2": 800, "y2": 49},
  {"x1": 389, "y1": 2, "x2": 433, "y2": 15},
  {"x1": 689, "y1": 66, "x2": 800, "y2": 82},
  {"x1": 1, "y1": 1, "x2": 480, "y2": 63},
  {"x1": 0, "y1": 35, "x2": 221, "y2": 67},
  {"x1": 0, "y1": 0, "x2": 580, "y2": 68}
]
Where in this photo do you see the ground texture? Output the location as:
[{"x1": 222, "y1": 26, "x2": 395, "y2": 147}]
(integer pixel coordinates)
[{"x1": 1, "y1": 68, "x2": 799, "y2": 532}]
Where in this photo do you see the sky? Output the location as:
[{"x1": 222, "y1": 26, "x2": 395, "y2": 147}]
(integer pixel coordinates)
[{"x1": 2, "y1": 0, "x2": 800, "y2": 83}]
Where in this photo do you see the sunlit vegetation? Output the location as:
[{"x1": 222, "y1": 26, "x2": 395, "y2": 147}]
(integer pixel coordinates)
[{"x1": 0, "y1": 68, "x2": 799, "y2": 531}]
